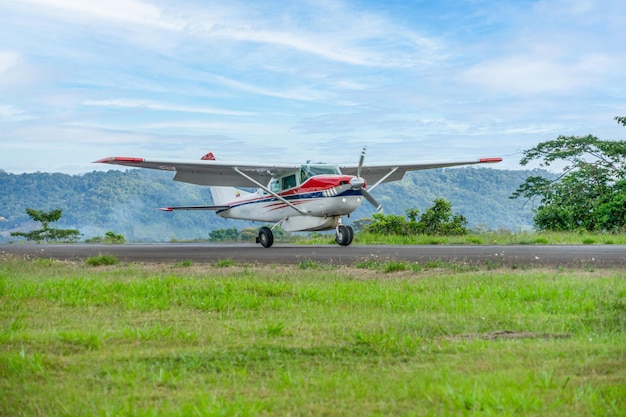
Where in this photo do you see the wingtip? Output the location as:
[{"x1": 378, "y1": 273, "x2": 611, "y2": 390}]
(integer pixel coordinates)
[
  {"x1": 93, "y1": 156, "x2": 145, "y2": 164},
  {"x1": 479, "y1": 157, "x2": 503, "y2": 163},
  {"x1": 157, "y1": 207, "x2": 174, "y2": 212}
]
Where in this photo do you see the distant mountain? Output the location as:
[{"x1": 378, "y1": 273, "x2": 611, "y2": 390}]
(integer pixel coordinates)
[{"x1": 0, "y1": 167, "x2": 546, "y2": 242}]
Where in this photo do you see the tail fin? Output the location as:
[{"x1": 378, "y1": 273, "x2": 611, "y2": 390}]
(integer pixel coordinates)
[
  {"x1": 209, "y1": 186, "x2": 253, "y2": 205},
  {"x1": 200, "y1": 151, "x2": 253, "y2": 205}
]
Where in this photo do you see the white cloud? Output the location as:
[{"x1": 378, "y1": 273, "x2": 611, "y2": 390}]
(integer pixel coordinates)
[
  {"x1": 21, "y1": 0, "x2": 181, "y2": 30},
  {"x1": 0, "y1": 104, "x2": 33, "y2": 121},
  {"x1": 83, "y1": 99, "x2": 255, "y2": 116},
  {"x1": 461, "y1": 53, "x2": 615, "y2": 95},
  {"x1": 0, "y1": 50, "x2": 21, "y2": 74}
]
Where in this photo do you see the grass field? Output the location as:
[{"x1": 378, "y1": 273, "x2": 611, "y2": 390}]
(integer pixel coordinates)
[
  {"x1": 1, "y1": 256, "x2": 625, "y2": 416},
  {"x1": 301, "y1": 230, "x2": 626, "y2": 246}
]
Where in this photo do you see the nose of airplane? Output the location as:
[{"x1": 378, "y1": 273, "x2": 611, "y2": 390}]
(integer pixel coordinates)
[{"x1": 349, "y1": 176, "x2": 365, "y2": 189}]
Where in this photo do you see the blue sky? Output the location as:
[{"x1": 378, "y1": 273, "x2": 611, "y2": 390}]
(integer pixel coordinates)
[{"x1": 1, "y1": 0, "x2": 624, "y2": 173}]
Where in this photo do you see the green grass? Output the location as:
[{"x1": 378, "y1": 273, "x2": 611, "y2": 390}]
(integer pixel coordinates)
[
  {"x1": 1, "y1": 257, "x2": 625, "y2": 416},
  {"x1": 299, "y1": 230, "x2": 626, "y2": 245}
]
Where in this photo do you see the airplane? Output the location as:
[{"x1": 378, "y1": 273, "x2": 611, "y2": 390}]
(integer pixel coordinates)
[{"x1": 95, "y1": 149, "x2": 502, "y2": 248}]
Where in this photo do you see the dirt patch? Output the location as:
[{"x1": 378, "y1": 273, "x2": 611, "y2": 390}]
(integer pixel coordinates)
[{"x1": 449, "y1": 330, "x2": 571, "y2": 341}]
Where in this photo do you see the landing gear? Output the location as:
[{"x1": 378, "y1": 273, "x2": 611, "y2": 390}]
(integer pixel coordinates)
[
  {"x1": 335, "y1": 225, "x2": 354, "y2": 246},
  {"x1": 256, "y1": 226, "x2": 274, "y2": 248}
]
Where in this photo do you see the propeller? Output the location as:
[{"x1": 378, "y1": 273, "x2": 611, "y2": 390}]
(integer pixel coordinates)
[
  {"x1": 352, "y1": 147, "x2": 383, "y2": 212},
  {"x1": 357, "y1": 146, "x2": 366, "y2": 178}
]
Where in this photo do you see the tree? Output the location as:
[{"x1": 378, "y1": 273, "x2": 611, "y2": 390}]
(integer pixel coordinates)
[
  {"x1": 416, "y1": 198, "x2": 468, "y2": 235},
  {"x1": 511, "y1": 117, "x2": 626, "y2": 231},
  {"x1": 10, "y1": 208, "x2": 81, "y2": 243},
  {"x1": 209, "y1": 227, "x2": 240, "y2": 242}
]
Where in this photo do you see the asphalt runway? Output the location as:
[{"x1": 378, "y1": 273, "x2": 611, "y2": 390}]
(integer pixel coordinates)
[{"x1": 2, "y1": 243, "x2": 625, "y2": 268}]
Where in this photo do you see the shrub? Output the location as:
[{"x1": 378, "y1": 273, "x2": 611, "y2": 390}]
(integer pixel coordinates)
[{"x1": 86, "y1": 255, "x2": 119, "y2": 266}]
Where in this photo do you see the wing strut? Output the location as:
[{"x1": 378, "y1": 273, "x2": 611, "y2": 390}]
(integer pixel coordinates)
[
  {"x1": 366, "y1": 167, "x2": 399, "y2": 192},
  {"x1": 233, "y1": 168, "x2": 311, "y2": 215}
]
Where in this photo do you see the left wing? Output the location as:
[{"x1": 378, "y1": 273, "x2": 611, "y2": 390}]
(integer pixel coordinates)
[
  {"x1": 94, "y1": 156, "x2": 300, "y2": 187},
  {"x1": 339, "y1": 158, "x2": 502, "y2": 190}
]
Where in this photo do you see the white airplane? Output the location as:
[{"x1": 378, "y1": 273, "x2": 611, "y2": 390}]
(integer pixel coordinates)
[{"x1": 95, "y1": 149, "x2": 501, "y2": 248}]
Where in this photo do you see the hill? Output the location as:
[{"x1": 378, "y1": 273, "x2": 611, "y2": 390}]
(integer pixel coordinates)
[{"x1": 0, "y1": 167, "x2": 543, "y2": 242}]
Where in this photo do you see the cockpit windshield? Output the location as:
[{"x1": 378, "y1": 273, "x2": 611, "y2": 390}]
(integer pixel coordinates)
[{"x1": 300, "y1": 164, "x2": 341, "y2": 182}]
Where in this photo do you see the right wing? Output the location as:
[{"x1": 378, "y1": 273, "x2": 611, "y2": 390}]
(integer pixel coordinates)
[{"x1": 339, "y1": 158, "x2": 502, "y2": 189}]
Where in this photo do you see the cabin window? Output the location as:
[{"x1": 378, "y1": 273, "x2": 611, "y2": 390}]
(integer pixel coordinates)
[
  {"x1": 269, "y1": 179, "x2": 280, "y2": 192},
  {"x1": 281, "y1": 174, "x2": 297, "y2": 190},
  {"x1": 300, "y1": 164, "x2": 341, "y2": 181}
]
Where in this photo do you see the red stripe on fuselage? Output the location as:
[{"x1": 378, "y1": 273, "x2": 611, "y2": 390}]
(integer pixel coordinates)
[{"x1": 281, "y1": 175, "x2": 359, "y2": 196}]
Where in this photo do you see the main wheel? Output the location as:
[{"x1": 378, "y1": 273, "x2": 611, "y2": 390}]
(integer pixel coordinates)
[
  {"x1": 335, "y1": 225, "x2": 352, "y2": 246},
  {"x1": 257, "y1": 226, "x2": 274, "y2": 248},
  {"x1": 346, "y1": 225, "x2": 354, "y2": 245}
]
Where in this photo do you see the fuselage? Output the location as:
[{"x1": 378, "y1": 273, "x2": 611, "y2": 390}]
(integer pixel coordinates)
[{"x1": 215, "y1": 174, "x2": 364, "y2": 231}]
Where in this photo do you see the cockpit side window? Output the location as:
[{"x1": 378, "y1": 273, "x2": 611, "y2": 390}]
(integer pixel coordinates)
[
  {"x1": 269, "y1": 179, "x2": 280, "y2": 192},
  {"x1": 299, "y1": 168, "x2": 307, "y2": 184},
  {"x1": 281, "y1": 174, "x2": 297, "y2": 190}
]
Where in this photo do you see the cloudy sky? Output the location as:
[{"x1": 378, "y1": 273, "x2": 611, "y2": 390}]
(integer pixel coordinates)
[{"x1": 1, "y1": 0, "x2": 625, "y2": 173}]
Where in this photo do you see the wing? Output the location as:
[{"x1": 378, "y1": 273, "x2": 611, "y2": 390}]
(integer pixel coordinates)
[
  {"x1": 339, "y1": 158, "x2": 502, "y2": 188},
  {"x1": 94, "y1": 156, "x2": 301, "y2": 187}
]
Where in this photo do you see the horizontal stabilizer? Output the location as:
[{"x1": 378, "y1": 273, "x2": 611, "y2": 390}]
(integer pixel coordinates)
[{"x1": 158, "y1": 205, "x2": 230, "y2": 212}]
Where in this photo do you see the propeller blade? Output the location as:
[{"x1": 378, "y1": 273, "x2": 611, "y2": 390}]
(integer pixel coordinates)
[
  {"x1": 362, "y1": 189, "x2": 383, "y2": 212},
  {"x1": 357, "y1": 146, "x2": 366, "y2": 178}
]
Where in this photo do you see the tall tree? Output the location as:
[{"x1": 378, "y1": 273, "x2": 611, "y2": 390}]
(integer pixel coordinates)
[
  {"x1": 512, "y1": 117, "x2": 626, "y2": 231},
  {"x1": 10, "y1": 208, "x2": 81, "y2": 243}
]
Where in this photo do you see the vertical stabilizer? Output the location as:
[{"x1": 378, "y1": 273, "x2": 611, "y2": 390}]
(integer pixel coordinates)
[
  {"x1": 209, "y1": 186, "x2": 253, "y2": 206},
  {"x1": 200, "y1": 150, "x2": 254, "y2": 205}
]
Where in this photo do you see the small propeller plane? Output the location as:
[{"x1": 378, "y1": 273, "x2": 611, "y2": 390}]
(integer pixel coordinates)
[{"x1": 95, "y1": 149, "x2": 501, "y2": 248}]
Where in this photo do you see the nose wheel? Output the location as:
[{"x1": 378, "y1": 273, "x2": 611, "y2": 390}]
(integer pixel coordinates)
[{"x1": 335, "y1": 225, "x2": 354, "y2": 246}]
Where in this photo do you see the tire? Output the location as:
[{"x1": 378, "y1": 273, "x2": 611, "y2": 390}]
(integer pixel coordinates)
[
  {"x1": 346, "y1": 225, "x2": 354, "y2": 245},
  {"x1": 258, "y1": 227, "x2": 274, "y2": 248},
  {"x1": 335, "y1": 225, "x2": 352, "y2": 246}
]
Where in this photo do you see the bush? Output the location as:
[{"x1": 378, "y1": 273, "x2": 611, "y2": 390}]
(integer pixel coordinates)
[
  {"x1": 85, "y1": 231, "x2": 126, "y2": 244},
  {"x1": 86, "y1": 255, "x2": 119, "y2": 266}
]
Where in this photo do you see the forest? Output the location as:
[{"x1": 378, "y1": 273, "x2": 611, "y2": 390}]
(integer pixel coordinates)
[{"x1": 0, "y1": 167, "x2": 542, "y2": 242}]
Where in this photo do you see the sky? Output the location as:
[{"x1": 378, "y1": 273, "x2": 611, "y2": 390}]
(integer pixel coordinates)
[{"x1": 1, "y1": 0, "x2": 625, "y2": 174}]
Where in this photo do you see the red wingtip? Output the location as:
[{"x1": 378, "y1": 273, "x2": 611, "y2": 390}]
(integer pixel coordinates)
[
  {"x1": 479, "y1": 157, "x2": 503, "y2": 163},
  {"x1": 158, "y1": 207, "x2": 173, "y2": 212}
]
